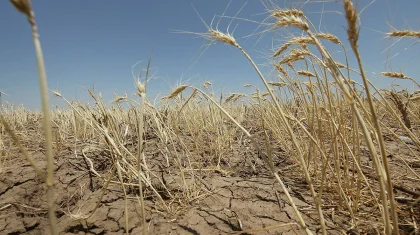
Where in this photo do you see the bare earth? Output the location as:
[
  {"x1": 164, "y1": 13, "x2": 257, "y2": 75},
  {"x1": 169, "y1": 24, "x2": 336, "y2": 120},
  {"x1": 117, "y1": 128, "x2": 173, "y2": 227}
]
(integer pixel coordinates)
[{"x1": 1, "y1": 127, "x2": 419, "y2": 234}]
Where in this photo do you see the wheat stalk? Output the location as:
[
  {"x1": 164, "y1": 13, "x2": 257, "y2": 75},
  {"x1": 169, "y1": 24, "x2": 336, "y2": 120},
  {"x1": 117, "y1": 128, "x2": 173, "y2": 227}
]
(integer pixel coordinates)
[
  {"x1": 344, "y1": 0, "x2": 359, "y2": 46},
  {"x1": 381, "y1": 71, "x2": 420, "y2": 88},
  {"x1": 9, "y1": 1, "x2": 58, "y2": 234},
  {"x1": 273, "y1": 43, "x2": 291, "y2": 57},
  {"x1": 343, "y1": 1, "x2": 399, "y2": 233},
  {"x1": 164, "y1": 85, "x2": 188, "y2": 100},
  {"x1": 268, "y1": 81, "x2": 287, "y2": 87},
  {"x1": 274, "y1": 15, "x2": 309, "y2": 31},
  {"x1": 387, "y1": 30, "x2": 420, "y2": 38},
  {"x1": 271, "y1": 9, "x2": 304, "y2": 18},
  {"x1": 316, "y1": 33, "x2": 341, "y2": 44},
  {"x1": 297, "y1": 70, "x2": 316, "y2": 77}
]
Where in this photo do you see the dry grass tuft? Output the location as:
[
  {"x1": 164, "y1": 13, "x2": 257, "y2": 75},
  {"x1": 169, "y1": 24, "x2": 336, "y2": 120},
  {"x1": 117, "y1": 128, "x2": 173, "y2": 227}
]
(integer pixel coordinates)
[{"x1": 3, "y1": 2, "x2": 420, "y2": 235}]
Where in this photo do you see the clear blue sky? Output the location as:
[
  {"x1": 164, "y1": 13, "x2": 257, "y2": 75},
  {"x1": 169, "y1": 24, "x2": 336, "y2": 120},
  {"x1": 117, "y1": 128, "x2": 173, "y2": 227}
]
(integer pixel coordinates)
[{"x1": 0, "y1": 0, "x2": 419, "y2": 109}]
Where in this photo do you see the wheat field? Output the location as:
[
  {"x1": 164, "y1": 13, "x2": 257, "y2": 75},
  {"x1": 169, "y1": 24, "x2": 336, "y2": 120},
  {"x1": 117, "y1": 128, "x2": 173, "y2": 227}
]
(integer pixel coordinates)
[{"x1": 1, "y1": 0, "x2": 419, "y2": 234}]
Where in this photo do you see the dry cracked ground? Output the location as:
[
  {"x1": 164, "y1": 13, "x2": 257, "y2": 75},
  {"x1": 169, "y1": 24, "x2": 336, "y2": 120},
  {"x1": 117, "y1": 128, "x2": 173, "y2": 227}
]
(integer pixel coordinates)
[{"x1": 1, "y1": 129, "x2": 419, "y2": 234}]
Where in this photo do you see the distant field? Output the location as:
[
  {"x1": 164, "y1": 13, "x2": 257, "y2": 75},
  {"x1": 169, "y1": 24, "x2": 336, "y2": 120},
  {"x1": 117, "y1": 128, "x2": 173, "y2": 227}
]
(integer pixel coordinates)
[{"x1": 1, "y1": 0, "x2": 419, "y2": 234}]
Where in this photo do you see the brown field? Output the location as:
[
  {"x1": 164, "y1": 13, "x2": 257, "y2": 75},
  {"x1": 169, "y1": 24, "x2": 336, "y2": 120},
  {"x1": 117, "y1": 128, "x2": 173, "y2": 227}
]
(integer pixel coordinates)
[{"x1": 1, "y1": 0, "x2": 419, "y2": 234}]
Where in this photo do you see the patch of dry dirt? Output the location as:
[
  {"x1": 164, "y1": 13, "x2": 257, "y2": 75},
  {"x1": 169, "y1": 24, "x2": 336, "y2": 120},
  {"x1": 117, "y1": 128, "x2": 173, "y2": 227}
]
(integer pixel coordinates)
[
  {"x1": 0, "y1": 151, "x2": 341, "y2": 234},
  {"x1": 1, "y1": 131, "x2": 419, "y2": 234}
]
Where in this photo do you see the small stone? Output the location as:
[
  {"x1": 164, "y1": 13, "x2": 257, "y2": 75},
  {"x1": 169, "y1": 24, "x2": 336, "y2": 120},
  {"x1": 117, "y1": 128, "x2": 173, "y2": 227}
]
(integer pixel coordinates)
[{"x1": 399, "y1": 136, "x2": 414, "y2": 145}]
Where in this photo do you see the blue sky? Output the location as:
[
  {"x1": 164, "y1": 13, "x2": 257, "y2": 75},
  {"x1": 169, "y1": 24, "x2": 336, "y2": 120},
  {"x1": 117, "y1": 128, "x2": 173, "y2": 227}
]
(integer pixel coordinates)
[{"x1": 0, "y1": 0, "x2": 419, "y2": 109}]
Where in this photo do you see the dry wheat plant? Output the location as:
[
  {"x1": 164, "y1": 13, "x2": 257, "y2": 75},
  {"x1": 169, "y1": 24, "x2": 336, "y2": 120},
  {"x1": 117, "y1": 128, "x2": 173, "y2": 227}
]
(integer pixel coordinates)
[{"x1": 0, "y1": 0, "x2": 419, "y2": 234}]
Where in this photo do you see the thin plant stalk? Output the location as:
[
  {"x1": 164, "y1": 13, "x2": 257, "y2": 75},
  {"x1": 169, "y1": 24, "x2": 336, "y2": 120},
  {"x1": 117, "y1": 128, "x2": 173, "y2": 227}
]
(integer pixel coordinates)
[
  {"x1": 136, "y1": 94, "x2": 147, "y2": 235},
  {"x1": 116, "y1": 161, "x2": 129, "y2": 235},
  {"x1": 343, "y1": 1, "x2": 399, "y2": 232},
  {"x1": 9, "y1": 1, "x2": 58, "y2": 234}
]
